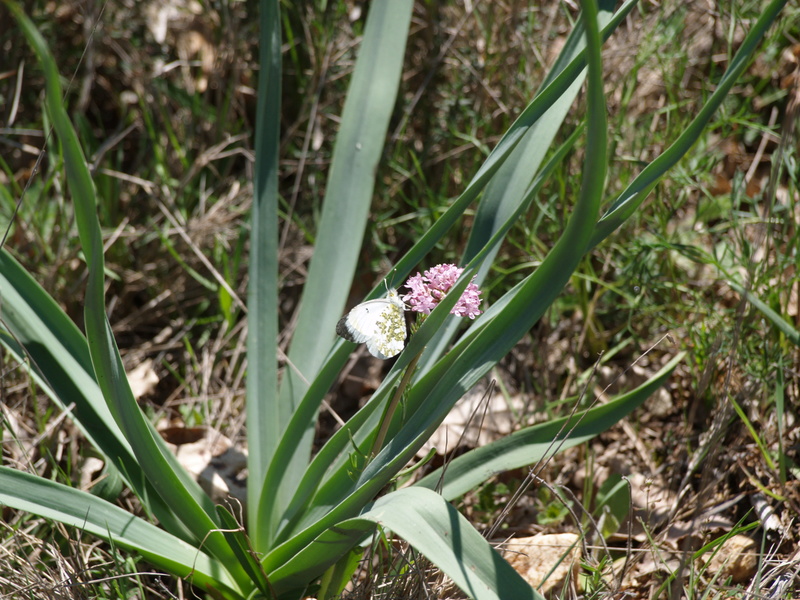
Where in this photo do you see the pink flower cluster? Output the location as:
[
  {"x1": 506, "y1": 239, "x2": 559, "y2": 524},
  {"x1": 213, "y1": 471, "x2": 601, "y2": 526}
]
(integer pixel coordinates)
[{"x1": 403, "y1": 264, "x2": 483, "y2": 319}]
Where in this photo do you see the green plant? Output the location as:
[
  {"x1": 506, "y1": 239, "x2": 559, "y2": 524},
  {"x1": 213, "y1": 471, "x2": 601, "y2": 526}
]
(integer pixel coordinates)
[{"x1": 0, "y1": 0, "x2": 788, "y2": 598}]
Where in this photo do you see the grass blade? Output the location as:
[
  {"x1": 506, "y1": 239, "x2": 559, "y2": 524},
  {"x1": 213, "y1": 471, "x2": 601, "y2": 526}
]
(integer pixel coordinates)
[{"x1": 728, "y1": 282, "x2": 800, "y2": 347}]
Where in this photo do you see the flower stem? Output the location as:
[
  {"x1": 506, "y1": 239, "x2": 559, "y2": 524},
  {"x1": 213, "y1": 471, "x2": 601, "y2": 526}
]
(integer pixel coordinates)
[{"x1": 370, "y1": 351, "x2": 422, "y2": 457}]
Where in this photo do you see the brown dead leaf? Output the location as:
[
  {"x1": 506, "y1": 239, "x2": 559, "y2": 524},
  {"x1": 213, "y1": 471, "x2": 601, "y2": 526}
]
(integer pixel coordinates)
[
  {"x1": 79, "y1": 456, "x2": 106, "y2": 491},
  {"x1": 127, "y1": 358, "x2": 159, "y2": 400},
  {"x1": 160, "y1": 425, "x2": 247, "y2": 505}
]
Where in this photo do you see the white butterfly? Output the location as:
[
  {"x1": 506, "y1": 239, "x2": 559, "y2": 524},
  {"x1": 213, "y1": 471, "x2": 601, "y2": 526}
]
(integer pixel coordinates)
[{"x1": 336, "y1": 288, "x2": 407, "y2": 359}]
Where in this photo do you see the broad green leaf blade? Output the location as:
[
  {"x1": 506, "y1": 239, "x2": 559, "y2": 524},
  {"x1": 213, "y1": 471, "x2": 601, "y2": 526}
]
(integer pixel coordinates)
[
  {"x1": 266, "y1": 186, "x2": 480, "y2": 490},
  {"x1": 729, "y1": 282, "x2": 800, "y2": 346},
  {"x1": 588, "y1": 0, "x2": 788, "y2": 249},
  {"x1": 266, "y1": 0, "x2": 415, "y2": 547},
  {"x1": 0, "y1": 467, "x2": 243, "y2": 599},
  {"x1": 416, "y1": 352, "x2": 686, "y2": 499},
  {"x1": 0, "y1": 249, "x2": 192, "y2": 541},
  {"x1": 275, "y1": 254, "x2": 623, "y2": 553},
  {"x1": 248, "y1": 0, "x2": 282, "y2": 546},
  {"x1": 216, "y1": 506, "x2": 272, "y2": 596},
  {"x1": 267, "y1": 488, "x2": 544, "y2": 600},
  {"x1": 280, "y1": 0, "x2": 415, "y2": 404},
  {"x1": 0, "y1": 249, "x2": 128, "y2": 456},
  {"x1": 316, "y1": 547, "x2": 363, "y2": 600},
  {"x1": 386, "y1": 0, "x2": 634, "y2": 312},
  {"x1": 5, "y1": 0, "x2": 243, "y2": 576}
]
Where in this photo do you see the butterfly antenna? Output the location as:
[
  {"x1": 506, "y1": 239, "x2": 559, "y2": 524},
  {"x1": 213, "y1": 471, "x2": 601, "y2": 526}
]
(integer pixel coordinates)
[{"x1": 386, "y1": 267, "x2": 399, "y2": 292}]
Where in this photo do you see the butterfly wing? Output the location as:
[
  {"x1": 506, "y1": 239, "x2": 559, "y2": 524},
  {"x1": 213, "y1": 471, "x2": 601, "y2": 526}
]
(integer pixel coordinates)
[
  {"x1": 336, "y1": 291, "x2": 407, "y2": 359},
  {"x1": 335, "y1": 299, "x2": 386, "y2": 344},
  {"x1": 363, "y1": 301, "x2": 406, "y2": 359}
]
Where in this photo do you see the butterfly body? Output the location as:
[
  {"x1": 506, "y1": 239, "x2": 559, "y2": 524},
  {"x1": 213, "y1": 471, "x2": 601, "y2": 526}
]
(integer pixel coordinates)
[{"x1": 336, "y1": 289, "x2": 407, "y2": 359}]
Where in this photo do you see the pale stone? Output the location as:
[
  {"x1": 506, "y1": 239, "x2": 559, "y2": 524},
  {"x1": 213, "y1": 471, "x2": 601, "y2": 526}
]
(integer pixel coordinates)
[
  {"x1": 503, "y1": 533, "x2": 581, "y2": 597},
  {"x1": 705, "y1": 534, "x2": 758, "y2": 584}
]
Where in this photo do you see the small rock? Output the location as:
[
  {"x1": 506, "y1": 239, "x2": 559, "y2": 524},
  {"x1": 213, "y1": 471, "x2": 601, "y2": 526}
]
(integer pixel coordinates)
[
  {"x1": 705, "y1": 534, "x2": 758, "y2": 584},
  {"x1": 503, "y1": 533, "x2": 581, "y2": 597}
]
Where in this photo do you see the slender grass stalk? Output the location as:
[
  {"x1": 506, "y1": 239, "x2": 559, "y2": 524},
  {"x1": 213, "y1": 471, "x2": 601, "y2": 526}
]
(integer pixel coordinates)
[{"x1": 371, "y1": 352, "x2": 422, "y2": 458}]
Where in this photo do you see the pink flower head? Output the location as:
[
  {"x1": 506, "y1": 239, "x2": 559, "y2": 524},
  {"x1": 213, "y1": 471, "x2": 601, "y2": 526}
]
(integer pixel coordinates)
[{"x1": 402, "y1": 264, "x2": 483, "y2": 319}]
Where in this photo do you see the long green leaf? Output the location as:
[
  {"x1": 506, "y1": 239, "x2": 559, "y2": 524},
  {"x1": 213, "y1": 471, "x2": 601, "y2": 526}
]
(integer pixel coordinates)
[
  {"x1": 310, "y1": 128, "x2": 581, "y2": 503},
  {"x1": 4, "y1": 0, "x2": 244, "y2": 578},
  {"x1": 279, "y1": 0, "x2": 415, "y2": 404},
  {"x1": 248, "y1": 0, "x2": 282, "y2": 548},
  {"x1": 216, "y1": 506, "x2": 272, "y2": 597},
  {"x1": 0, "y1": 468, "x2": 243, "y2": 599},
  {"x1": 416, "y1": 352, "x2": 686, "y2": 499},
  {"x1": 266, "y1": 0, "x2": 416, "y2": 547},
  {"x1": 0, "y1": 249, "x2": 192, "y2": 541},
  {"x1": 268, "y1": 488, "x2": 544, "y2": 600}
]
